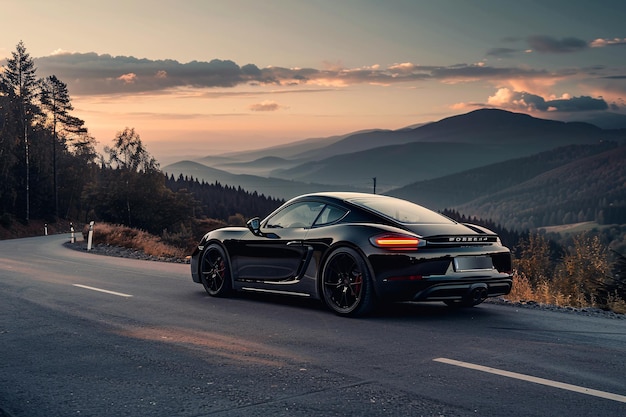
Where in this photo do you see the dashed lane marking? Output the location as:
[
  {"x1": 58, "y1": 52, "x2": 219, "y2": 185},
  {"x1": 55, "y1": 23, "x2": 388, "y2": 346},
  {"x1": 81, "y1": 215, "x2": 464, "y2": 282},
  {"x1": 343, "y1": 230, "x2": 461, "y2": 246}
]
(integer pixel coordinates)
[
  {"x1": 434, "y1": 357, "x2": 626, "y2": 403},
  {"x1": 72, "y1": 284, "x2": 133, "y2": 298}
]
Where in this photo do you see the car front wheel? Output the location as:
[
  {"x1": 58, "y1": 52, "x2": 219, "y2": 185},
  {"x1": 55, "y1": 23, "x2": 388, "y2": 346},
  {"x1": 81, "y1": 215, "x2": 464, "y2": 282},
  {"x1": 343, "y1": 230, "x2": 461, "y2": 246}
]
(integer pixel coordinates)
[
  {"x1": 199, "y1": 244, "x2": 232, "y2": 297},
  {"x1": 321, "y1": 247, "x2": 375, "y2": 317}
]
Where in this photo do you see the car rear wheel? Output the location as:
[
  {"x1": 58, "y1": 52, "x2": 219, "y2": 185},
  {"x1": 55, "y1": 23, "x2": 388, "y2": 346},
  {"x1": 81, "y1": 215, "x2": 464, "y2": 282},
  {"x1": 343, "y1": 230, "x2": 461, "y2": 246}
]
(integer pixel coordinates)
[
  {"x1": 321, "y1": 247, "x2": 375, "y2": 317},
  {"x1": 200, "y1": 244, "x2": 232, "y2": 297}
]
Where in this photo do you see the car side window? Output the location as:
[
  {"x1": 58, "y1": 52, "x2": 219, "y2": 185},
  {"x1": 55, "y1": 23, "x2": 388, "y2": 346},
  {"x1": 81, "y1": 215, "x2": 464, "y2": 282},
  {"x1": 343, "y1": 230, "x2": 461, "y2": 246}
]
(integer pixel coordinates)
[
  {"x1": 313, "y1": 205, "x2": 348, "y2": 226},
  {"x1": 265, "y1": 202, "x2": 325, "y2": 228}
]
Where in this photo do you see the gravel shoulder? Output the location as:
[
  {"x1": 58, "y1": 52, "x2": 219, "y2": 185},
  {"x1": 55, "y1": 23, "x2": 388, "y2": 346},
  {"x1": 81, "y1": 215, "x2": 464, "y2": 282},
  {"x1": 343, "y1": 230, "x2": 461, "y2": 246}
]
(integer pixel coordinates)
[{"x1": 63, "y1": 240, "x2": 189, "y2": 263}]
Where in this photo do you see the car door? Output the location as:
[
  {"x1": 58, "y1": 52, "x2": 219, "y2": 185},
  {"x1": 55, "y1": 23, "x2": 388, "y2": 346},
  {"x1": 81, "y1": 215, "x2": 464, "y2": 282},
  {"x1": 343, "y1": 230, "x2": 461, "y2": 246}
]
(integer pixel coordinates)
[{"x1": 232, "y1": 201, "x2": 325, "y2": 282}]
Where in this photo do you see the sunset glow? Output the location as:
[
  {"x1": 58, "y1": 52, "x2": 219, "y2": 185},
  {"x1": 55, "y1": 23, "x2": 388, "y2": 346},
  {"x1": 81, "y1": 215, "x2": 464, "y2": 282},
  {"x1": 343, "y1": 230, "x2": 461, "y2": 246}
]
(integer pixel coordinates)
[{"x1": 2, "y1": 0, "x2": 625, "y2": 164}]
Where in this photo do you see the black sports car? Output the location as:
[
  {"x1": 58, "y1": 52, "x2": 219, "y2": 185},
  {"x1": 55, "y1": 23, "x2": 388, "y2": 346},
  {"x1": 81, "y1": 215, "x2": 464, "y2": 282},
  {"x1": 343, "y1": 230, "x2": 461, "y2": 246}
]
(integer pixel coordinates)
[{"x1": 190, "y1": 192, "x2": 513, "y2": 317}]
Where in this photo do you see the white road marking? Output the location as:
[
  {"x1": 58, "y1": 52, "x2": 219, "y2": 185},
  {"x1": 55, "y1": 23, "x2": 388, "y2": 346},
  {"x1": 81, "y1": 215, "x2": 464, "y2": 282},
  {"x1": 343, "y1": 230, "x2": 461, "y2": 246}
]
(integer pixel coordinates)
[
  {"x1": 434, "y1": 357, "x2": 626, "y2": 404},
  {"x1": 72, "y1": 284, "x2": 133, "y2": 298}
]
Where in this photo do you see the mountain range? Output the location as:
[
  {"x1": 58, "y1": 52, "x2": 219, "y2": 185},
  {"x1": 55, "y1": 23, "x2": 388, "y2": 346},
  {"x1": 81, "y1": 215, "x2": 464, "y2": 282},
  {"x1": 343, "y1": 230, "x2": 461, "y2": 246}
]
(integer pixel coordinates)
[{"x1": 163, "y1": 109, "x2": 626, "y2": 229}]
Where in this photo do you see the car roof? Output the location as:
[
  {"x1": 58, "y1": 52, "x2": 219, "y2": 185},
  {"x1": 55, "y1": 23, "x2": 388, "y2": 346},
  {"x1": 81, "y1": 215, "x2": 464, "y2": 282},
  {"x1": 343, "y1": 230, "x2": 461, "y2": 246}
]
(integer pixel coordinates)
[
  {"x1": 290, "y1": 192, "x2": 456, "y2": 226},
  {"x1": 294, "y1": 192, "x2": 388, "y2": 201}
]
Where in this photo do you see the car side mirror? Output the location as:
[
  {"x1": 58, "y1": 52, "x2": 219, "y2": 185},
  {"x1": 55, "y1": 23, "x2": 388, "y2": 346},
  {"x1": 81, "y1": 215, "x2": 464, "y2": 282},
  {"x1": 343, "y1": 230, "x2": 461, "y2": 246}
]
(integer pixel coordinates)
[
  {"x1": 247, "y1": 217, "x2": 261, "y2": 235},
  {"x1": 247, "y1": 217, "x2": 279, "y2": 238}
]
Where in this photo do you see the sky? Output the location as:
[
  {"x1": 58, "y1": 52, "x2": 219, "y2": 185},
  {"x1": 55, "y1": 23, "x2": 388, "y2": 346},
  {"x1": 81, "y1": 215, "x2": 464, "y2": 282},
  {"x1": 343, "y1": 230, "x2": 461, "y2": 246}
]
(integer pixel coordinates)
[{"x1": 2, "y1": 0, "x2": 626, "y2": 164}]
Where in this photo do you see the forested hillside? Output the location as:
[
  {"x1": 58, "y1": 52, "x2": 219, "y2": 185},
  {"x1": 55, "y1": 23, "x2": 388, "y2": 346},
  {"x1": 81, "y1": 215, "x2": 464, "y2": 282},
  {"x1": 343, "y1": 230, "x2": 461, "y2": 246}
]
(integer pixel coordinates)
[
  {"x1": 389, "y1": 142, "x2": 626, "y2": 231},
  {"x1": 165, "y1": 174, "x2": 283, "y2": 222},
  {"x1": 456, "y1": 143, "x2": 626, "y2": 231}
]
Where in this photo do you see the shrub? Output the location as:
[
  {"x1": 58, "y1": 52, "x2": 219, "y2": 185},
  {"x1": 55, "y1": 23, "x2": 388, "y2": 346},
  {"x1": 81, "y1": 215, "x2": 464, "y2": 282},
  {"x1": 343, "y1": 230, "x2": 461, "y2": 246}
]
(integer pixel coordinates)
[
  {"x1": 514, "y1": 233, "x2": 554, "y2": 285},
  {"x1": 506, "y1": 272, "x2": 534, "y2": 302},
  {"x1": 507, "y1": 232, "x2": 626, "y2": 313},
  {"x1": 553, "y1": 233, "x2": 610, "y2": 307},
  {"x1": 85, "y1": 222, "x2": 187, "y2": 259}
]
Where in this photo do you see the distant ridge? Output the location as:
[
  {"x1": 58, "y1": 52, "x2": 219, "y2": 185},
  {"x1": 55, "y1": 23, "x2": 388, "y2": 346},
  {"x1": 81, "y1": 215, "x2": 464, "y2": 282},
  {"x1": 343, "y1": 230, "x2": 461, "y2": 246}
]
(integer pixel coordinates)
[
  {"x1": 263, "y1": 109, "x2": 623, "y2": 189},
  {"x1": 165, "y1": 109, "x2": 626, "y2": 201},
  {"x1": 163, "y1": 160, "x2": 366, "y2": 200}
]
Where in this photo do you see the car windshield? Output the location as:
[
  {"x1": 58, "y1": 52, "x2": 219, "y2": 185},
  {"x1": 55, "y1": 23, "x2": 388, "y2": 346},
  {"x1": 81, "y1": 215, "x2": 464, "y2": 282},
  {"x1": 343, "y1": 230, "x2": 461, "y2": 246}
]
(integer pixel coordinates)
[
  {"x1": 265, "y1": 201, "x2": 326, "y2": 228},
  {"x1": 348, "y1": 196, "x2": 455, "y2": 224}
]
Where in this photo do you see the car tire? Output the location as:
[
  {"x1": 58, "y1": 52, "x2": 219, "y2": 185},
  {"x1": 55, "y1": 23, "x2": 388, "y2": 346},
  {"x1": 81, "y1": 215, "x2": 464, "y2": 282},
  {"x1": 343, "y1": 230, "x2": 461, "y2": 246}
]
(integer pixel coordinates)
[
  {"x1": 199, "y1": 244, "x2": 232, "y2": 297},
  {"x1": 321, "y1": 247, "x2": 375, "y2": 317}
]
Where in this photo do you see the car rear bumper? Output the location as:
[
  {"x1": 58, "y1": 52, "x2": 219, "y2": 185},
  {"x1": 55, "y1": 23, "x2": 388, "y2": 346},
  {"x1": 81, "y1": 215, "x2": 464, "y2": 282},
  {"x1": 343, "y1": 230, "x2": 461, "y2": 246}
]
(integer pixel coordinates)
[
  {"x1": 410, "y1": 277, "x2": 513, "y2": 301},
  {"x1": 368, "y1": 251, "x2": 513, "y2": 302},
  {"x1": 374, "y1": 274, "x2": 512, "y2": 302}
]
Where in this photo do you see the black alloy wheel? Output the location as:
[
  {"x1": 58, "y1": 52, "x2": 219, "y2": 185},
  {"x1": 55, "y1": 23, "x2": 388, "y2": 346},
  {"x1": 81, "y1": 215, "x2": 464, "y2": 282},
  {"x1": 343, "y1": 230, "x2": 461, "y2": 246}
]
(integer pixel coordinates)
[
  {"x1": 321, "y1": 247, "x2": 374, "y2": 317},
  {"x1": 200, "y1": 244, "x2": 232, "y2": 297}
]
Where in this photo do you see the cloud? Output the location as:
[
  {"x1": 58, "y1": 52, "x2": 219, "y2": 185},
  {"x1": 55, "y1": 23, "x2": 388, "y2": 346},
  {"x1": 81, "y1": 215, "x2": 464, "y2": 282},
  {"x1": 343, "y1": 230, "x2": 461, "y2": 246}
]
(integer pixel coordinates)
[
  {"x1": 486, "y1": 34, "x2": 621, "y2": 58},
  {"x1": 34, "y1": 52, "x2": 266, "y2": 95},
  {"x1": 590, "y1": 38, "x2": 626, "y2": 48},
  {"x1": 249, "y1": 100, "x2": 281, "y2": 111},
  {"x1": 546, "y1": 96, "x2": 609, "y2": 112},
  {"x1": 482, "y1": 35, "x2": 626, "y2": 61},
  {"x1": 28, "y1": 51, "x2": 601, "y2": 98},
  {"x1": 388, "y1": 62, "x2": 418, "y2": 71},
  {"x1": 487, "y1": 87, "x2": 608, "y2": 112},
  {"x1": 525, "y1": 36, "x2": 626, "y2": 54},
  {"x1": 430, "y1": 65, "x2": 549, "y2": 83},
  {"x1": 117, "y1": 73, "x2": 137, "y2": 84},
  {"x1": 527, "y1": 35, "x2": 588, "y2": 53}
]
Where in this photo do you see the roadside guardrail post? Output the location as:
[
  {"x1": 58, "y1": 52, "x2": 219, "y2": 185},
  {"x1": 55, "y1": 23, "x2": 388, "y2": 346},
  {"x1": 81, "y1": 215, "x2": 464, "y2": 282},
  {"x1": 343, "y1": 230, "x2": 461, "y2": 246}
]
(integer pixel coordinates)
[{"x1": 87, "y1": 221, "x2": 95, "y2": 251}]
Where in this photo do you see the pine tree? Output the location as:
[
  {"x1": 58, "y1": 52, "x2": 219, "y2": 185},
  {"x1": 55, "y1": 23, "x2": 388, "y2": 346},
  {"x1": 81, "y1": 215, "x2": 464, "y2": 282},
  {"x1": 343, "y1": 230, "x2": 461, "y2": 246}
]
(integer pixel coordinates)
[
  {"x1": 0, "y1": 41, "x2": 41, "y2": 221},
  {"x1": 40, "y1": 75, "x2": 87, "y2": 217}
]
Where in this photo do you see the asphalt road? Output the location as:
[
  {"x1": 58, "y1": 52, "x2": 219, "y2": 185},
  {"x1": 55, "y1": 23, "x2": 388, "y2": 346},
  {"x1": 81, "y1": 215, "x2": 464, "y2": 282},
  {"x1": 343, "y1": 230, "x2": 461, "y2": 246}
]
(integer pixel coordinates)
[{"x1": 1, "y1": 235, "x2": 625, "y2": 417}]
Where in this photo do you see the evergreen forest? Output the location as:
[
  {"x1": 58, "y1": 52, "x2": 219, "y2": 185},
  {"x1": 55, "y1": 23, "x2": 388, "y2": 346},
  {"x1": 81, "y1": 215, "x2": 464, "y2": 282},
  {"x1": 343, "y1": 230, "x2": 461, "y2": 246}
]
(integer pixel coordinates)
[{"x1": 0, "y1": 41, "x2": 278, "y2": 238}]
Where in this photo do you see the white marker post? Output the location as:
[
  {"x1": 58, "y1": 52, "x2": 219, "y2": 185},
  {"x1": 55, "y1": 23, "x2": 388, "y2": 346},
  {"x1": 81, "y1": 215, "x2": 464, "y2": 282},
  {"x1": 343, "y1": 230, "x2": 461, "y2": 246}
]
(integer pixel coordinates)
[
  {"x1": 44, "y1": 223, "x2": 48, "y2": 236},
  {"x1": 87, "y1": 221, "x2": 95, "y2": 251},
  {"x1": 70, "y1": 223, "x2": 75, "y2": 243}
]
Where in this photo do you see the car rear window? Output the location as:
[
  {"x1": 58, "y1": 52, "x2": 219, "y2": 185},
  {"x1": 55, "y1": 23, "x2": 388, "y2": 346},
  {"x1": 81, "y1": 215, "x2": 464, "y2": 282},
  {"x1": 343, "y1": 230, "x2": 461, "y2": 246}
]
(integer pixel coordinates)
[{"x1": 348, "y1": 196, "x2": 455, "y2": 224}]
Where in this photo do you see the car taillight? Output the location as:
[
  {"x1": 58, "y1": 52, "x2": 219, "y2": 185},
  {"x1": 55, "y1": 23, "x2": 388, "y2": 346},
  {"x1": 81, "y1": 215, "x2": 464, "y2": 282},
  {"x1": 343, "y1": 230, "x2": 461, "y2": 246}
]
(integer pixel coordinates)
[{"x1": 370, "y1": 234, "x2": 419, "y2": 250}]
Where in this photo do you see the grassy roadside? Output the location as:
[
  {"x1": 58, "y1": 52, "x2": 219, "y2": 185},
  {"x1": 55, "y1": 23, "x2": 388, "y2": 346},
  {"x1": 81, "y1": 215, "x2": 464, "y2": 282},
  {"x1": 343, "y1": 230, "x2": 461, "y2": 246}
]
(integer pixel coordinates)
[
  {"x1": 78, "y1": 222, "x2": 190, "y2": 259},
  {"x1": 505, "y1": 272, "x2": 626, "y2": 314}
]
